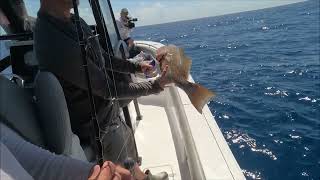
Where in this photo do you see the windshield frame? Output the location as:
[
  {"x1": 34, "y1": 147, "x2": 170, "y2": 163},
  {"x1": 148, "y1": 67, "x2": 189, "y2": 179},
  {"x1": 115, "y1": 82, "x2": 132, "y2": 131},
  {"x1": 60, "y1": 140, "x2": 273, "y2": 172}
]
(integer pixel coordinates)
[{"x1": 89, "y1": 0, "x2": 122, "y2": 56}]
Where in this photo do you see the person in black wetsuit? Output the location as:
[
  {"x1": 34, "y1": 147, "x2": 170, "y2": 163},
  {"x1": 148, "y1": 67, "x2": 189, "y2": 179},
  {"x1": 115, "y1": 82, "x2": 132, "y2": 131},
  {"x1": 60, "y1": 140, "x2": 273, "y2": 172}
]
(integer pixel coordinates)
[{"x1": 34, "y1": 0, "x2": 170, "y2": 179}]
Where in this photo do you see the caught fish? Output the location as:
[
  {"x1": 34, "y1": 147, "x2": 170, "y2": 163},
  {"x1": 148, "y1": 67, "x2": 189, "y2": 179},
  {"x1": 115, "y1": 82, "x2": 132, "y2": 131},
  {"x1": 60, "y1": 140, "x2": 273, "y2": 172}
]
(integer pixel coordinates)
[{"x1": 156, "y1": 45, "x2": 215, "y2": 113}]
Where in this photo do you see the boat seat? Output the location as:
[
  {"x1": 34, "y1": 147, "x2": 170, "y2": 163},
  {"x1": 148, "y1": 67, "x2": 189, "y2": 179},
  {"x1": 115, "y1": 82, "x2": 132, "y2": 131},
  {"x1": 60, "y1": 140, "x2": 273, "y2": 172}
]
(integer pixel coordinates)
[
  {"x1": 0, "y1": 75, "x2": 45, "y2": 147},
  {"x1": 34, "y1": 71, "x2": 87, "y2": 161},
  {"x1": 10, "y1": 41, "x2": 38, "y2": 83}
]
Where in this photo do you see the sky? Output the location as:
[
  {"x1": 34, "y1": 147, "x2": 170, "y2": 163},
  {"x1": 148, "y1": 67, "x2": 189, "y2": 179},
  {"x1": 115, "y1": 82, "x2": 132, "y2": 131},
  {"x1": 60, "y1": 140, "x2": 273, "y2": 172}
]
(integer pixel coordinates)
[
  {"x1": 110, "y1": 0, "x2": 305, "y2": 26},
  {"x1": 23, "y1": 0, "x2": 305, "y2": 26}
]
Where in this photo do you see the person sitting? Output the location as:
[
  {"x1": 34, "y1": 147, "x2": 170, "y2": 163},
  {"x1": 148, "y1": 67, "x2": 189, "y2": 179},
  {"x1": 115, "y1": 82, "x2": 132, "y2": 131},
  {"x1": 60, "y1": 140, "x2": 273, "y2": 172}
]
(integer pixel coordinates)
[
  {"x1": 34, "y1": 0, "x2": 170, "y2": 179},
  {"x1": 0, "y1": 122, "x2": 132, "y2": 180}
]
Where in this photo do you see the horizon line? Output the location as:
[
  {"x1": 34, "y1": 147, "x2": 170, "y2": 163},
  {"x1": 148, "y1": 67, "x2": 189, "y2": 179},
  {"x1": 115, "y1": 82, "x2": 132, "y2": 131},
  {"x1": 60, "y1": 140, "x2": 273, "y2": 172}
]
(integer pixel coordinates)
[{"x1": 135, "y1": 0, "x2": 307, "y2": 28}]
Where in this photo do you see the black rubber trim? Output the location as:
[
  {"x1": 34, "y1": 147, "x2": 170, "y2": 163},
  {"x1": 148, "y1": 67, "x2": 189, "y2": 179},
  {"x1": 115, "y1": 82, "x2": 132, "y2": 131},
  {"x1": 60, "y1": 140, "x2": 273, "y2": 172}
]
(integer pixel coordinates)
[{"x1": 0, "y1": 56, "x2": 10, "y2": 72}]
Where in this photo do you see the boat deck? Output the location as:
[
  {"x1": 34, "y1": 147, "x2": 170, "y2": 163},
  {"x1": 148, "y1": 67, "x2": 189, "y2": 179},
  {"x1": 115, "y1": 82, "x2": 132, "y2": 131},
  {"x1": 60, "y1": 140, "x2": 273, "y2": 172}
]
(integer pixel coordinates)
[
  {"x1": 133, "y1": 93, "x2": 181, "y2": 179},
  {"x1": 127, "y1": 79, "x2": 245, "y2": 180}
]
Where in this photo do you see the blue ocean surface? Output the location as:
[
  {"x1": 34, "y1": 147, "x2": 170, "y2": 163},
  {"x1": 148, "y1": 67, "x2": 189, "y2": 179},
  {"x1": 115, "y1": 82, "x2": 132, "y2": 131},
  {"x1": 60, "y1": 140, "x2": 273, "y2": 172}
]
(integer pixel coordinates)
[{"x1": 133, "y1": 1, "x2": 319, "y2": 179}]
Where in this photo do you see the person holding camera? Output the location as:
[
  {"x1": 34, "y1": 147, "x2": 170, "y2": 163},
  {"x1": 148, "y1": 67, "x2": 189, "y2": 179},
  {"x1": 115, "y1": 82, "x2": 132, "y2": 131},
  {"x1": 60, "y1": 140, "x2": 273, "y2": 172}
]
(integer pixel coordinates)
[{"x1": 116, "y1": 8, "x2": 139, "y2": 57}]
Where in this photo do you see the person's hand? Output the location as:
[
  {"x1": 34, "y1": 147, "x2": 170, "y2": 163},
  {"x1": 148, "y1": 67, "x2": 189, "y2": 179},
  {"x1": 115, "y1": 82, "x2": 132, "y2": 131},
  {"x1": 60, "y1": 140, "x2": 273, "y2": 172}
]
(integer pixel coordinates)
[
  {"x1": 140, "y1": 61, "x2": 153, "y2": 74},
  {"x1": 156, "y1": 65, "x2": 173, "y2": 89},
  {"x1": 88, "y1": 161, "x2": 133, "y2": 180}
]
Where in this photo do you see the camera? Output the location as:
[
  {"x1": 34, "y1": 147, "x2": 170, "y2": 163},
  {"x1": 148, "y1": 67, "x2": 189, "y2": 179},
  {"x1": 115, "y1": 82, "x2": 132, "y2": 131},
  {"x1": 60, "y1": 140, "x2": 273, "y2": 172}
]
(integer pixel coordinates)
[{"x1": 126, "y1": 17, "x2": 138, "y2": 29}]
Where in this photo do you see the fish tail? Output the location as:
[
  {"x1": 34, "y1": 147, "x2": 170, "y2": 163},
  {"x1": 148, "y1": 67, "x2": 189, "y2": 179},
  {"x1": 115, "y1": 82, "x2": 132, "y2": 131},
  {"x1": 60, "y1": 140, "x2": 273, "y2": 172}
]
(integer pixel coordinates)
[{"x1": 187, "y1": 83, "x2": 215, "y2": 113}]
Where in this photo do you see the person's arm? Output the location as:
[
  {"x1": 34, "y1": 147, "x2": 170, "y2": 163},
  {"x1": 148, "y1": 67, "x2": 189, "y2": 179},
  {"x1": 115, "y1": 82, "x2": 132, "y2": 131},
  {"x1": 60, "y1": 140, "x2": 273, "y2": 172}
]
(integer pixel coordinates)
[
  {"x1": 111, "y1": 65, "x2": 170, "y2": 99},
  {"x1": 103, "y1": 54, "x2": 141, "y2": 74},
  {"x1": 0, "y1": 143, "x2": 34, "y2": 180},
  {"x1": 114, "y1": 79, "x2": 163, "y2": 100},
  {"x1": 0, "y1": 123, "x2": 94, "y2": 180},
  {"x1": 84, "y1": 59, "x2": 164, "y2": 100},
  {"x1": 37, "y1": 37, "x2": 163, "y2": 100}
]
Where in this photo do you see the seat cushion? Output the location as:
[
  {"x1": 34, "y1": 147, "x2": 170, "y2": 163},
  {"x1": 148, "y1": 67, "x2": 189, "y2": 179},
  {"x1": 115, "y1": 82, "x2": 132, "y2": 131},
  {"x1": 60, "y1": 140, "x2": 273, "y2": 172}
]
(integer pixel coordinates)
[
  {"x1": 34, "y1": 72, "x2": 86, "y2": 161},
  {"x1": 0, "y1": 75, "x2": 45, "y2": 147}
]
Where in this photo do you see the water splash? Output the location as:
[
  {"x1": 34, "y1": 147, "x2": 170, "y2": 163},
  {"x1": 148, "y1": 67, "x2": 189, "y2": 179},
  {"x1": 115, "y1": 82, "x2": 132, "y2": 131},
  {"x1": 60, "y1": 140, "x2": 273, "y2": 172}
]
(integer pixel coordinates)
[
  {"x1": 242, "y1": 169, "x2": 262, "y2": 179},
  {"x1": 299, "y1": 97, "x2": 311, "y2": 101},
  {"x1": 160, "y1": 39, "x2": 167, "y2": 43},
  {"x1": 289, "y1": 134, "x2": 302, "y2": 139},
  {"x1": 264, "y1": 90, "x2": 289, "y2": 97},
  {"x1": 199, "y1": 44, "x2": 208, "y2": 48},
  {"x1": 222, "y1": 114, "x2": 230, "y2": 119},
  {"x1": 301, "y1": 172, "x2": 309, "y2": 177},
  {"x1": 225, "y1": 130, "x2": 278, "y2": 160}
]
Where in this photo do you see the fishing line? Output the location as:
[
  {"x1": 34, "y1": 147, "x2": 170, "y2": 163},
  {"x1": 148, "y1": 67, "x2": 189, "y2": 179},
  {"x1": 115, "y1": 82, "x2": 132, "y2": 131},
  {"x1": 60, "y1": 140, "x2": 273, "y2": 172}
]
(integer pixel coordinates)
[
  {"x1": 90, "y1": 0, "x2": 131, "y2": 163},
  {"x1": 72, "y1": 0, "x2": 103, "y2": 165}
]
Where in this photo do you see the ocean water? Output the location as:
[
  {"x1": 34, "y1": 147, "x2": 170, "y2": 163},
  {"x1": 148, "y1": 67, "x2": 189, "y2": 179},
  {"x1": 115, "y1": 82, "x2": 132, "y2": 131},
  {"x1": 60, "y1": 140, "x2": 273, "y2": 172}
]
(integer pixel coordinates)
[{"x1": 133, "y1": 1, "x2": 319, "y2": 179}]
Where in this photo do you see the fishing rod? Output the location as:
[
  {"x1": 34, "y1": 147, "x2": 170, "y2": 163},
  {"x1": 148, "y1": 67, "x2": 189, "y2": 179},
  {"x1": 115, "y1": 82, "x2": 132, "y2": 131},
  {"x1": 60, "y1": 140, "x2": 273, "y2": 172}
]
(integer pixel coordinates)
[
  {"x1": 88, "y1": 0, "x2": 141, "y2": 168},
  {"x1": 72, "y1": 0, "x2": 103, "y2": 166}
]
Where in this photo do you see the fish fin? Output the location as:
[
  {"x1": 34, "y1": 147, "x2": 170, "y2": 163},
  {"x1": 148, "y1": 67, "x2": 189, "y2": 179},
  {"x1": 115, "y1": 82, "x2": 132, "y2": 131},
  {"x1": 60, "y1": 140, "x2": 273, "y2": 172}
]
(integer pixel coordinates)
[
  {"x1": 178, "y1": 48, "x2": 192, "y2": 79},
  {"x1": 187, "y1": 83, "x2": 215, "y2": 113}
]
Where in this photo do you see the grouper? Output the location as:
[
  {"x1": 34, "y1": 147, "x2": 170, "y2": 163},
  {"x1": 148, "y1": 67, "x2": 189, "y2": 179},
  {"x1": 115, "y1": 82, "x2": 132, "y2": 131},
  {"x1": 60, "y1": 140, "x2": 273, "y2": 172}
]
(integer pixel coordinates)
[{"x1": 156, "y1": 45, "x2": 215, "y2": 113}]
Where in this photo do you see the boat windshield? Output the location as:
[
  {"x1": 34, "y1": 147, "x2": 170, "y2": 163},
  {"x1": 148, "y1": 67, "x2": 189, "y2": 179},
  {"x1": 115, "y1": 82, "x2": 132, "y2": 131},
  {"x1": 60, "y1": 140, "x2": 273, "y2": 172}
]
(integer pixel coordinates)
[
  {"x1": 0, "y1": 27, "x2": 12, "y2": 75},
  {"x1": 0, "y1": 27, "x2": 8, "y2": 55},
  {"x1": 98, "y1": 0, "x2": 119, "y2": 51},
  {"x1": 22, "y1": 0, "x2": 96, "y2": 24}
]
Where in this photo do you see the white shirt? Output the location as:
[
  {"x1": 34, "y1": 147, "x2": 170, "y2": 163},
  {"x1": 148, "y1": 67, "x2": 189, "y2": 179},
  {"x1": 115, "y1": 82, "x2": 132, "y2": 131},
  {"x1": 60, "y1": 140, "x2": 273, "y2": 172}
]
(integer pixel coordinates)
[{"x1": 116, "y1": 17, "x2": 132, "y2": 40}]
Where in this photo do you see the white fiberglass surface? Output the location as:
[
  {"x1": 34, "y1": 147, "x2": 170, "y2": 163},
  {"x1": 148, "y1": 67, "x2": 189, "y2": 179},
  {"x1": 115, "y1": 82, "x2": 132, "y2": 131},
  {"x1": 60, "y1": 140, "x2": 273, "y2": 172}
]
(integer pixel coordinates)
[
  {"x1": 131, "y1": 41, "x2": 245, "y2": 180},
  {"x1": 131, "y1": 92, "x2": 182, "y2": 180}
]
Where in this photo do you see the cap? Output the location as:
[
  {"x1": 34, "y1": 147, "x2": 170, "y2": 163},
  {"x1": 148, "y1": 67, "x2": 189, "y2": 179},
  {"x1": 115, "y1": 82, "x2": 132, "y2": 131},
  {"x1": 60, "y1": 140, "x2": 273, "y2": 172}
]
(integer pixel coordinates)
[{"x1": 121, "y1": 8, "x2": 129, "y2": 14}]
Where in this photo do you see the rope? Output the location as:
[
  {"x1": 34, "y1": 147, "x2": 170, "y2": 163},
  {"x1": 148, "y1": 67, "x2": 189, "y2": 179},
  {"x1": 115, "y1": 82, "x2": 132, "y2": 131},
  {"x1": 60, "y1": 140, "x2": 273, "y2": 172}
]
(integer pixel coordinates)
[{"x1": 72, "y1": 0, "x2": 103, "y2": 164}]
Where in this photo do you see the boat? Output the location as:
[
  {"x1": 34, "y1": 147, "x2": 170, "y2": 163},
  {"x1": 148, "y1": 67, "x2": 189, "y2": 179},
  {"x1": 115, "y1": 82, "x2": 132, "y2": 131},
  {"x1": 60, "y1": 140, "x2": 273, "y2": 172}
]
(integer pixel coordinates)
[{"x1": 0, "y1": 0, "x2": 245, "y2": 179}]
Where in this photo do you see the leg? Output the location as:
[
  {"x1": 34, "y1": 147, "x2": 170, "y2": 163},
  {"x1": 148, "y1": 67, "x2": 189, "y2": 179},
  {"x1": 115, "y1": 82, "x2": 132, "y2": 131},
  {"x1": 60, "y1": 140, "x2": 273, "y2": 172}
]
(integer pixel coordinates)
[
  {"x1": 101, "y1": 117, "x2": 137, "y2": 164},
  {"x1": 101, "y1": 117, "x2": 168, "y2": 180}
]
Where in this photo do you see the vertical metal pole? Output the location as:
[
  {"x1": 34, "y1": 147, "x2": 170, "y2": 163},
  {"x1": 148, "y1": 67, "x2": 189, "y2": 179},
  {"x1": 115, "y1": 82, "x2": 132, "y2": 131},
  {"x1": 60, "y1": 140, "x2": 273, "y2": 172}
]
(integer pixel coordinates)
[
  {"x1": 133, "y1": 99, "x2": 142, "y2": 121},
  {"x1": 122, "y1": 106, "x2": 132, "y2": 129},
  {"x1": 122, "y1": 106, "x2": 141, "y2": 165}
]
